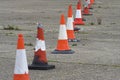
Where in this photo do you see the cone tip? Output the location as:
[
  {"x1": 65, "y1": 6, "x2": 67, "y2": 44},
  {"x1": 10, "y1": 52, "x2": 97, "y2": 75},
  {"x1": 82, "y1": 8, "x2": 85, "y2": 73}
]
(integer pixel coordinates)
[
  {"x1": 17, "y1": 34, "x2": 25, "y2": 49},
  {"x1": 60, "y1": 14, "x2": 65, "y2": 24},
  {"x1": 77, "y1": 1, "x2": 81, "y2": 9},
  {"x1": 18, "y1": 34, "x2": 23, "y2": 37},
  {"x1": 37, "y1": 22, "x2": 43, "y2": 28},
  {"x1": 69, "y1": 4, "x2": 72, "y2": 10},
  {"x1": 68, "y1": 4, "x2": 73, "y2": 17}
]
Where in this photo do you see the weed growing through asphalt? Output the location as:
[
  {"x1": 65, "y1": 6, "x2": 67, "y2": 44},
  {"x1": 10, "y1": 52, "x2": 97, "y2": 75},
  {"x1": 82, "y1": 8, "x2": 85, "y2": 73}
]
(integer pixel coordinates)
[
  {"x1": 72, "y1": 44, "x2": 77, "y2": 46},
  {"x1": 76, "y1": 31, "x2": 88, "y2": 34},
  {"x1": 110, "y1": 22, "x2": 116, "y2": 25},
  {"x1": 5, "y1": 32, "x2": 14, "y2": 36},
  {"x1": 98, "y1": 6, "x2": 102, "y2": 8},
  {"x1": 90, "y1": 22, "x2": 95, "y2": 25},
  {"x1": 3, "y1": 25, "x2": 21, "y2": 30},
  {"x1": 25, "y1": 43, "x2": 33, "y2": 46},
  {"x1": 97, "y1": 18, "x2": 102, "y2": 25}
]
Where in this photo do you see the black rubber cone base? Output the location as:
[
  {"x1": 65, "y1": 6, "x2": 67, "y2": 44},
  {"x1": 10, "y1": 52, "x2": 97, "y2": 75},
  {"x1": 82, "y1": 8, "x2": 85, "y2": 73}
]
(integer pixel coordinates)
[
  {"x1": 89, "y1": 7, "x2": 93, "y2": 9},
  {"x1": 52, "y1": 50, "x2": 74, "y2": 54},
  {"x1": 68, "y1": 39, "x2": 80, "y2": 42},
  {"x1": 83, "y1": 13, "x2": 93, "y2": 16},
  {"x1": 74, "y1": 27, "x2": 80, "y2": 31},
  {"x1": 28, "y1": 64, "x2": 55, "y2": 70}
]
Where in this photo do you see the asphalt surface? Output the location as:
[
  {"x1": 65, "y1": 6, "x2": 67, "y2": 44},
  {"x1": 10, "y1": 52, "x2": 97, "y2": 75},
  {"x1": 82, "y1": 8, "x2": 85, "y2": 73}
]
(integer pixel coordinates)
[{"x1": 0, "y1": 0, "x2": 120, "y2": 80}]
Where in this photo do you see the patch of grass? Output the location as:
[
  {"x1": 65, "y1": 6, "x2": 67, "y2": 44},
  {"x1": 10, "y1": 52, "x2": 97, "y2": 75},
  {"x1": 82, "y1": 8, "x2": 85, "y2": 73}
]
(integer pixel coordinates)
[
  {"x1": 5, "y1": 32, "x2": 14, "y2": 36},
  {"x1": 82, "y1": 44, "x2": 85, "y2": 46},
  {"x1": 72, "y1": 44, "x2": 77, "y2": 46},
  {"x1": 25, "y1": 43, "x2": 33, "y2": 46},
  {"x1": 78, "y1": 62, "x2": 120, "y2": 68},
  {"x1": 77, "y1": 31, "x2": 88, "y2": 34},
  {"x1": 3, "y1": 25, "x2": 21, "y2": 30},
  {"x1": 25, "y1": 22, "x2": 36, "y2": 25},
  {"x1": 90, "y1": 22, "x2": 95, "y2": 25},
  {"x1": 98, "y1": 6, "x2": 102, "y2": 8},
  {"x1": 110, "y1": 22, "x2": 116, "y2": 25},
  {"x1": 97, "y1": 18, "x2": 102, "y2": 25}
]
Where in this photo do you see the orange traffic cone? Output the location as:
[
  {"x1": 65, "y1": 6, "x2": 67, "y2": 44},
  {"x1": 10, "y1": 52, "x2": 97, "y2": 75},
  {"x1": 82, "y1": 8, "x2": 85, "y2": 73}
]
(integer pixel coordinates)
[
  {"x1": 74, "y1": 0, "x2": 85, "y2": 25},
  {"x1": 90, "y1": 0, "x2": 94, "y2": 4},
  {"x1": 87, "y1": 0, "x2": 91, "y2": 9},
  {"x1": 28, "y1": 23, "x2": 55, "y2": 70},
  {"x1": 87, "y1": 0, "x2": 93, "y2": 9},
  {"x1": 68, "y1": 4, "x2": 80, "y2": 31},
  {"x1": 13, "y1": 34, "x2": 30, "y2": 80},
  {"x1": 83, "y1": 0, "x2": 93, "y2": 15},
  {"x1": 78, "y1": 0, "x2": 86, "y2": 21},
  {"x1": 52, "y1": 14, "x2": 74, "y2": 54},
  {"x1": 67, "y1": 5, "x2": 80, "y2": 42}
]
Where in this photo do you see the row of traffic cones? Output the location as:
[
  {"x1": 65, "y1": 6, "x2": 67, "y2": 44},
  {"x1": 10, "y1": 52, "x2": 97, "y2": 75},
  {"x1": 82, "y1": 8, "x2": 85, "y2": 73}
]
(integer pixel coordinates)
[
  {"x1": 73, "y1": 0, "x2": 94, "y2": 31},
  {"x1": 13, "y1": 0, "x2": 95, "y2": 80},
  {"x1": 83, "y1": 0, "x2": 93, "y2": 15},
  {"x1": 74, "y1": 0, "x2": 85, "y2": 25},
  {"x1": 51, "y1": 0, "x2": 95, "y2": 54}
]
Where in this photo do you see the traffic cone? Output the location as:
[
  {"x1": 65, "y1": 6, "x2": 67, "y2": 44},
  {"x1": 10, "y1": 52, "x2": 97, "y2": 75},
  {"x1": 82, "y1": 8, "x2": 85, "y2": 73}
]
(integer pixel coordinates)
[
  {"x1": 69, "y1": 3, "x2": 80, "y2": 31},
  {"x1": 52, "y1": 14, "x2": 74, "y2": 54},
  {"x1": 74, "y1": 0, "x2": 85, "y2": 25},
  {"x1": 67, "y1": 5, "x2": 80, "y2": 42},
  {"x1": 83, "y1": 0, "x2": 93, "y2": 15},
  {"x1": 90, "y1": 0, "x2": 94, "y2": 4},
  {"x1": 87, "y1": 0, "x2": 93, "y2": 9},
  {"x1": 13, "y1": 34, "x2": 30, "y2": 80},
  {"x1": 87, "y1": 0, "x2": 91, "y2": 8},
  {"x1": 68, "y1": 4, "x2": 80, "y2": 31},
  {"x1": 28, "y1": 23, "x2": 55, "y2": 70},
  {"x1": 78, "y1": 0, "x2": 86, "y2": 21}
]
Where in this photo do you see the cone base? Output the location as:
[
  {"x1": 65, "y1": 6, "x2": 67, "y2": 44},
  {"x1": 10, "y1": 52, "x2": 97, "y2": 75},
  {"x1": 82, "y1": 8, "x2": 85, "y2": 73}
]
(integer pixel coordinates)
[
  {"x1": 89, "y1": 7, "x2": 93, "y2": 9},
  {"x1": 83, "y1": 13, "x2": 93, "y2": 16},
  {"x1": 74, "y1": 27, "x2": 80, "y2": 31},
  {"x1": 68, "y1": 39, "x2": 80, "y2": 42},
  {"x1": 28, "y1": 64, "x2": 55, "y2": 70},
  {"x1": 52, "y1": 49, "x2": 74, "y2": 54}
]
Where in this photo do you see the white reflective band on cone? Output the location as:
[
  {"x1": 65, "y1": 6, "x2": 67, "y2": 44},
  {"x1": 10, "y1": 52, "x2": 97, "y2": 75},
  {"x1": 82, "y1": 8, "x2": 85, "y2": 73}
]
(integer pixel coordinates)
[
  {"x1": 35, "y1": 38, "x2": 46, "y2": 52},
  {"x1": 75, "y1": 10, "x2": 82, "y2": 18},
  {"x1": 85, "y1": 1, "x2": 89, "y2": 7},
  {"x1": 67, "y1": 18, "x2": 74, "y2": 30},
  {"x1": 58, "y1": 25, "x2": 68, "y2": 40},
  {"x1": 87, "y1": 0, "x2": 90, "y2": 4},
  {"x1": 14, "y1": 49, "x2": 28, "y2": 74}
]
